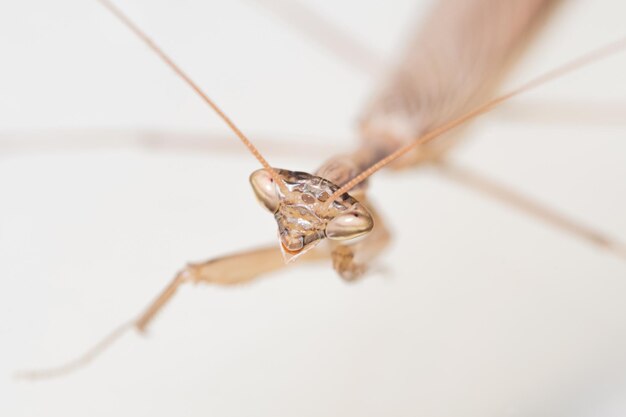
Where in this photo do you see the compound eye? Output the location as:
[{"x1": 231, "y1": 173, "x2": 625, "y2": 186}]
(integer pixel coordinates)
[
  {"x1": 325, "y1": 204, "x2": 374, "y2": 241},
  {"x1": 249, "y1": 169, "x2": 281, "y2": 213}
]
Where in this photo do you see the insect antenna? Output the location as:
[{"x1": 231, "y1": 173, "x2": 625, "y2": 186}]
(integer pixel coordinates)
[
  {"x1": 97, "y1": 0, "x2": 287, "y2": 192},
  {"x1": 325, "y1": 37, "x2": 626, "y2": 206},
  {"x1": 14, "y1": 0, "x2": 291, "y2": 381},
  {"x1": 258, "y1": 2, "x2": 626, "y2": 259}
]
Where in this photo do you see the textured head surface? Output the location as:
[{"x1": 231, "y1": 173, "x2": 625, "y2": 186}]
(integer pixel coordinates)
[{"x1": 250, "y1": 168, "x2": 374, "y2": 262}]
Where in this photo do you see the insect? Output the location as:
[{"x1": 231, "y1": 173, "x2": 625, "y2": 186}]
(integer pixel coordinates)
[{"x1": 4, "y1": 0, "x2": 626, "y2": 414}]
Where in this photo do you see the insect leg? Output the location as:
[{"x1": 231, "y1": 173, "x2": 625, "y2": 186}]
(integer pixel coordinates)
[
  {"x1": 248, "y1": 0, "x2": 383, "y2": 76},
  {"x1": 433, "y1": 159, "x2": 626, "y2": 259},
  {"x1": 136, "y1": 245, "x2": 326, "y2": 332},
  {"x1": 330, "y1": 201, "x2": 391, "y2": 281},
  {"x1": 15, "y1": 244, "x2": 327, "y2": 380},
  {"x1": 0, "y1": 129, "x2": 342, "y2": 160}
]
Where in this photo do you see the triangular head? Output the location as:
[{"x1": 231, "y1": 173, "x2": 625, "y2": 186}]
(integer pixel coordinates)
[{"x1": 250, "y1": 168, "x2": 374, "y2": 262}]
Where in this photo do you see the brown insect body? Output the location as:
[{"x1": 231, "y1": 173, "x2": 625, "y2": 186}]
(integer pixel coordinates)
[
  {"x1": 359, "y1": 0, "x2": 555, "y2": 165},
  {"x1": 14, "y1": 0, "x2": 626, "y2": 382},
  {"x1": 295, "y1": 0, "x2": 559, "y2": 279}
]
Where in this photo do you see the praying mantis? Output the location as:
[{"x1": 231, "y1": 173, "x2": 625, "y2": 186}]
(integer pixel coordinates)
[{"x1": 3, "y1": 0, "x2": 626, "y2": 415}]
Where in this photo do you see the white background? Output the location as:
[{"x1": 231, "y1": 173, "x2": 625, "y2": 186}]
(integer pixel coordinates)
[{"x1": 1, "y1": 1, "x2": 626, "y2": 416}]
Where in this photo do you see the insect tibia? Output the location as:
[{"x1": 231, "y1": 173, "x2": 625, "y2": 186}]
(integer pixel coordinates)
[{"x1": 135, "y1": 269, "x2": 191, "y2": 333}]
